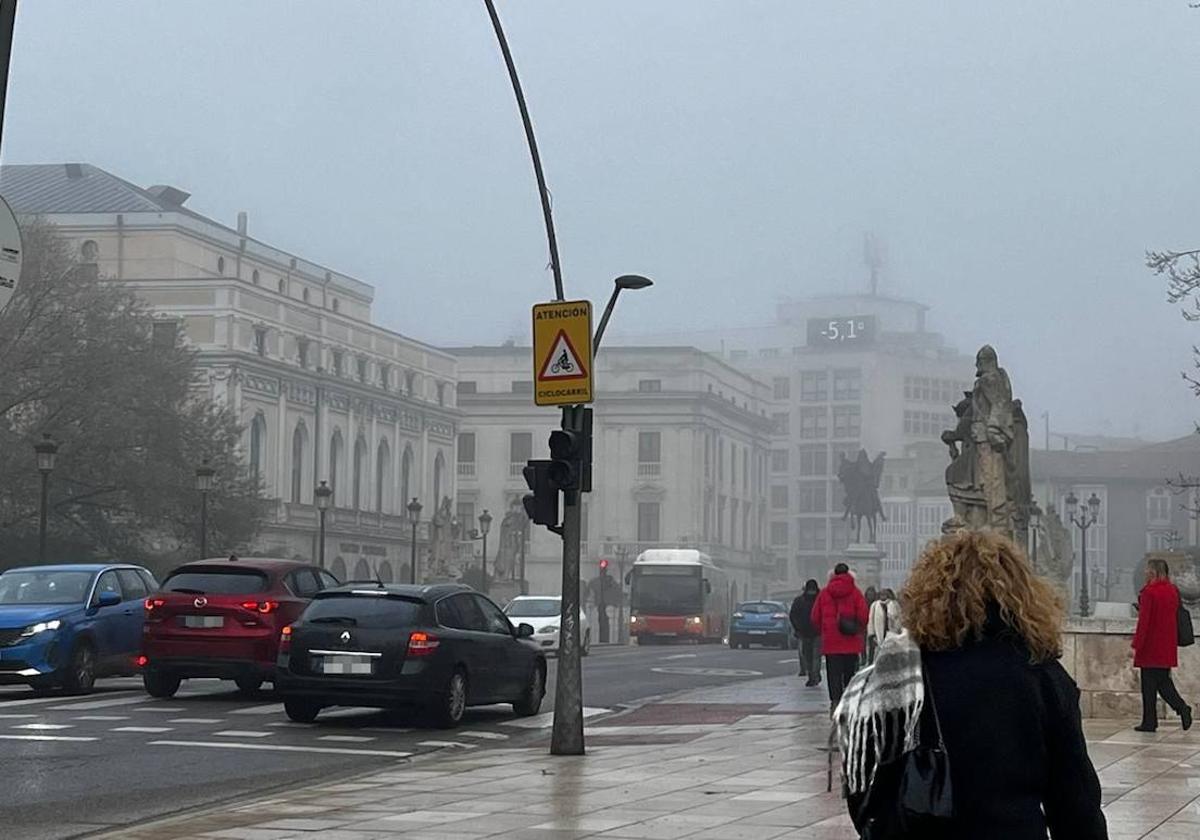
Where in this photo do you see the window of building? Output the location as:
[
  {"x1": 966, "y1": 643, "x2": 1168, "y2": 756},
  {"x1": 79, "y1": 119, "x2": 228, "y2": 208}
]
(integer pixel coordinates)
[
  {"x1": 717, "y1": 496, "x2": 726, "y2": 543},
  {"x1": 772, "y1": 412, "x2": 790, "y2": 435},
  {"x1": 437, "y1": 382, "x2": 446, "y2": 406},
  {"x1": 251, "y1": 269, "x2": 260, "y2": 285},
  {"x1": 833, "y1": 369, "x2": 861, "y2": 401},
  {"x1": 800, "y1": 371, "x2": 828, "y2": 402},
  {"x1": 798, "y1": 444, "x2": 827, "y2": 476},
  {"x1": 511, "y1": 380, "x2": 533, "y2": 394},
  {"x1": 743, "y1": 448, "x2": 750, "y2": 490},
  {"x1": 457, "y1": 381, "x2": 477, "y2": 395},
  {"x1": 457, "y1": 434, "x2": 476, "y2": 478},
  {"x1": 356, "y1": 357, "x2": 368, "y2": 382},
  {"x1": 637, "y1": 502, "x2": 661, "y2": 543},
  {"x1": 772, "y1": 376, "x2": 791, "y2": 400},
  {"x1": 456, "y1": 500, "x2": 475, "y2": 528},
  {"x1": 297, "y1": 338, "x2": 310, "y2": 368},
  {"x1": 770, "y1": 485, "x2": 789, "y2": 510},
  {"x1": 278, "y1": 277, "x2": 286, "y2": 294},
  {"x1": 332, "y1": 298, "x2": 340, "y2": 312},
  {"x1": 769, "y1": 521, "x2": 789, "y2": 547},
  {"x1": 638, "y1": 431, "x2": 661, "y2": 464},
  {"x1": 217, "y1": 255, "x2": 225, "y2": 275},
  {"x1": 1147, "y1": 487, "x2": 1172, "y2": 525},
  {"x1": 151, "y1": 320, "x2": 178, "y2": 348},
  {"x1": 799, "y1": 407, "x2": 827, "y2": 439},
  {"x1": 302, "y1": 287, "x2": 310, "y2": 303},
  {"x1": 718, "y1": 439, "x2": 725, "y2": 482},
  {"x1": 332, "y1": 349, "x2": 345, "y2": 376},
  {"x1": 760, "y1": 348, "x2": 780, "y2": 358},
  {"x1": 253, "y1": 326, "x2": 267, "y2": 357},
  {"x1": 770, "y1": 449, "x2": 789, "y2": 473},
  {"x1": 832, "y1": 405, "x2": 861, "y2": 439},
  {"x1": 797, "y1": 481, "x2": 827, "y2": 513},
  {"x1": 379, "y1": 363, "x2": 390, "y2": 390},
  {"x1": 638, "y1": 379, "x2": 662, "y2": 392},
  {"x1": 510, "y1": 432, "x2": 532, "y2": 470},
  {"x1": 797, "y1": 518, "x2": 827, "y2": 551},
  {"x1": 730, "y1": 447, "x2": 737, "y2": 490}
]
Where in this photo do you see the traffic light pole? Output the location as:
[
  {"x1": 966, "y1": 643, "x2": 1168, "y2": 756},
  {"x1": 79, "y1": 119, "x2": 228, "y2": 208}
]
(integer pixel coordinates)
[{"x1": 550, "y1": 405, "x2": 586, "y2": 756}]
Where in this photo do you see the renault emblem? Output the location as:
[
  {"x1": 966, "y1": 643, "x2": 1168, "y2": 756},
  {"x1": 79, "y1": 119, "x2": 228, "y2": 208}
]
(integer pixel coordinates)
[
  {"x1": 194, "y1": 596, "x2": 207, "y2": 609},
  {"x1": 340, "y1": 630, "x2": 351, "y2": 644}
]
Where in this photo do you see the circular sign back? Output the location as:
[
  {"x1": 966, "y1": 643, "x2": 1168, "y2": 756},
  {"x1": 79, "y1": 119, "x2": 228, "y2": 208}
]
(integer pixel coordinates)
[{"x1": 0, "y1": 194, "x2": 22, "y2": 315}]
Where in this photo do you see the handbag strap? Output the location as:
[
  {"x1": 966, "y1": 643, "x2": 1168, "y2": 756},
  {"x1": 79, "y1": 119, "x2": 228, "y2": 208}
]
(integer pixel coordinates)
[{"x1": 920, "y1": 654, "x2": 946, "y2": 750}]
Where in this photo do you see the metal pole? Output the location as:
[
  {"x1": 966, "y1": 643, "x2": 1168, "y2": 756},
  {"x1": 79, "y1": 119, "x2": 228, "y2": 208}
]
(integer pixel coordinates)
[
  {"x1": 551, "y1": 405, "x2": 585, "y2": 755},
  {"x1": 597, "y1": 565, "x2": 607, "y2": 643},
  {"x1": 318, "y1": 510, "x2": 327, "y2": 567},
  {"x1": 199, "y1": 491, "x2": 209, "y2": 560},
  {"x1": 592, "y1": 286, "x2": 622, "y2": 354},
  {"x1": 410, "y1": 521, "x2": 418, "y2": 585},
  {"x1": 519, "y1": 522, "x2": 528, "y2": 595},
  {"x1": 0, "y1": 0, "x2": 18, "y2": 155},
  {"x1": 37, "y1": 470, "x2": 48, "y2": 564},
  {"x1": 1078, "y1": 520, "x2": 1089, "y2": 617},
  {"x1": 482, "y1": 0, "x2": 564, "y2": 301},
  {"x1": 481, "y1": 532, "x2": 489, "y2": 595}
]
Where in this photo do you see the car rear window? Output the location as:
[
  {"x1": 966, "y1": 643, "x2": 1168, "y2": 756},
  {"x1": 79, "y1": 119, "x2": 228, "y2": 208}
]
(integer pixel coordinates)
[
  {"x1": 738, "y1": 602, "x2": 783, "y2": 614},
  {"x1": 304, "y1": 594, "x2": 424, "y2": 629},
  {"x1": 163, "y1": 567, "x2": 269, "y2": 595}
]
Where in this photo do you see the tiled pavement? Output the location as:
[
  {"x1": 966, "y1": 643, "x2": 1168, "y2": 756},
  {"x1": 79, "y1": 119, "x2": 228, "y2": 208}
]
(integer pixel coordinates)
[{"x1": 105, "y1": 676, "x2": 1200, "y2": 840}]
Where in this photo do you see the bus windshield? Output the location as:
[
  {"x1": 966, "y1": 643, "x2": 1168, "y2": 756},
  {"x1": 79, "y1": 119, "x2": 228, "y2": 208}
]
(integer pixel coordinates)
[{"x1": 631, "y1": 567, "x2": 702, "y2": 615}]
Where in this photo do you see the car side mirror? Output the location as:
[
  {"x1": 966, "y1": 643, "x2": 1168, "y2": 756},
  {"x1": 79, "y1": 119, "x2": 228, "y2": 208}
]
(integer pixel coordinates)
[
  {"x1": 515, "y1": 622, "x2": 535, "y2": 638},
  {"x1": 96, "y1": 591, "x2": 121, "y2": 609}
]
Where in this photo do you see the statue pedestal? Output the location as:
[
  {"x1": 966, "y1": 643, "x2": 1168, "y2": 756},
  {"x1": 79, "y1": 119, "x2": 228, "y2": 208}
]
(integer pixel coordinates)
[
  {"x1": 845, "y1": 543, "x2": 885, "y2": 590},
  {"x1": 487, "y1": 579, "x2": 522, "y2": 608}
]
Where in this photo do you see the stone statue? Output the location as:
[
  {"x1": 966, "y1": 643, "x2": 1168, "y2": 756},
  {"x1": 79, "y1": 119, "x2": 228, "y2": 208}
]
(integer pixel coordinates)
[
  {"x1": 1009, "y1": 399, "x2": 1033, "y2": 549},
  {"x1": 942, "y1": 345, "x2": 1021, "y2": 537},
  {"x1": 494, "y1": 497, "x2": 527, "y2": 579},
  {"x1": 837, "y1": 449, "x2": 887, "y2": 544},
  {"x1": 428, "y1": 496, "x2": 454, "y2": 578},
  {"x1": 1033, "y1": 504, "x2": 1074, "y2": 586}
]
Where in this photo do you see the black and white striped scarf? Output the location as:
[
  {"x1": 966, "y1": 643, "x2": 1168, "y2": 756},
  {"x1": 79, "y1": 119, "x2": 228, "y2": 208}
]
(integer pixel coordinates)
[{"x1": 834, "y1": 630, "x2": 925, "y2": 794}]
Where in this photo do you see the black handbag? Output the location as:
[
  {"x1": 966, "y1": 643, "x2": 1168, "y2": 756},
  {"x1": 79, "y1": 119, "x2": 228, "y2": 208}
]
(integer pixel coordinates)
[
  {"x1": 855, "y1": 661, "x2": 955, "y2": 839},
  {"x1": 1179, "y1": 605, "x2": 1195, "y2": 648},
  {"x1": 839, "y1": 613, "x2": 862, "y2": 636}
]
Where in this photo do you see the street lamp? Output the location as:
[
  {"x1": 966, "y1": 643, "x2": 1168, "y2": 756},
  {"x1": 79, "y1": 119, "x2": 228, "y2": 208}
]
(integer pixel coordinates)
[
  {"x1": 1029, "y1": 500, "x2": 1043, "y2": 569},
  {"x1": 314, "y1": 480, "x2": 333, "y2": 568},
  {"x1": 33, "y1": 434, "x2": 58, "y2": 564},
  {"x1": 407, "y1": 497, "x2": 422, "y2": 584},
  {"x1": 592, "y1": 275, "x2": 653, "y2": 354},
  {"x1": 195, "y1": 459, "x2": 216, "y2": 560},
  {"x1": 478, "y1": 509, "x2": 493, "y2": 595},
  {"x1": 1065, "y1": 491, "x2": 1101, "y2": 617}
]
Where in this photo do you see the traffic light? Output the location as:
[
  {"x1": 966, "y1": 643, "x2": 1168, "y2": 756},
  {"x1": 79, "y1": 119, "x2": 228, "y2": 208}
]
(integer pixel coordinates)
[
  {"x1": 548, "y1": 409, "x2": 593, "y2": 494},
  {"x1": 599, "y1": 558, "x2": 609, "y2": 573},
  {"x1": 522, "y1": 459, "x2": 559, "y2": 530}
]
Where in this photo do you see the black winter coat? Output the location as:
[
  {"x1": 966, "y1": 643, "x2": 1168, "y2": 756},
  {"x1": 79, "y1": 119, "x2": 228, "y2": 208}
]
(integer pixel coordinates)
[
  {"x1": 790, "y1": 592, "x2": 819, "y2": 637},
  {"x1": 919, "y1": 621, "x2": 1107, "y2": 840}
]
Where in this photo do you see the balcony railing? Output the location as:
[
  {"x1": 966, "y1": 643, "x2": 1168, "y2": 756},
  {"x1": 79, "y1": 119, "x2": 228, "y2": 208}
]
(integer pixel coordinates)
[
  {"x1": 509, "y1": 462, "x2": 526, "y2": 478},
  {"x1": 637, "y1": 462, "x2": 662, "y2": 479},
  {"x1": 457, "y1": 462, "x2": 476, "y2": 478}
]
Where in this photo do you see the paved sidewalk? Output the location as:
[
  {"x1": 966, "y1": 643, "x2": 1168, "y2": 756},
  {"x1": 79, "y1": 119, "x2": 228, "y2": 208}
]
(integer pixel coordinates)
[{"x1": 105, "y1": 677, "x2": 1200, "y2": 840}]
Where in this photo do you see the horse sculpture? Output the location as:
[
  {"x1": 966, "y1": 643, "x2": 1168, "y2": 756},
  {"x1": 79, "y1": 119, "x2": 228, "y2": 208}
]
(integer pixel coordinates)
[{"x1": 838, "y1": 450, "x2": 887, "y2": 544}]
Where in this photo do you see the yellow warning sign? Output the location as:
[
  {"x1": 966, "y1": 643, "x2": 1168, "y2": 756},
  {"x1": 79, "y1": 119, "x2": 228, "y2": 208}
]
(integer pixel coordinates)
[{"x1": 532, "y1": 299, "x2": 593, "y2": 406}]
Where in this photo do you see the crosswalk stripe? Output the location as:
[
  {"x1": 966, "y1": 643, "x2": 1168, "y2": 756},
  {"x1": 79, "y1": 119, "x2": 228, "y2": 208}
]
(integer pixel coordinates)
[
  {"x1": 0, "y1": 734, "x2": 97, "y2": 742},
  {"x1": 230, "y1": 703, "x2": 283, "y2": 715},
  {"x1": 12, "y1": 723, "x2": 73, "y2": 730},
  {"x1": 417, "y1": 740, "x2": 476, "y2": 749},
  {"x1": 134, "y1": 706, "x2": 186, "y2": 713},
  {"x1": 49, "y1": 695, "x2": 149, "y2": 711},
  {"x1": 74, "y1": 715, "x2": 129, "y2": 721},
  {"x1": 168, "y1": 718, "x2": 224, "y2": 724},
  {"x1": 214, "y1": 730, "x2": 273, "y2": 738},
  {"x1": 149, "y1": 740, "x2": 413, "y2": 758},
  {"x1": 500, "y1": 707, "x2": 610, "y2": 729},
  {"x1": 111, "y1": 726, "x2": 172, "y2": 733},
  {"x1": 460, "y1": 731, "x2": 509, "y2": 740},
  {"x1": 318, "y1": 735, "x2": 376, "y2": 743},
  {"x1": 0, "y1": 713, "x2": 39, "y2": 719},
  {"x1": 1, "y1": 691, "x2": 139, "y2": 709}
]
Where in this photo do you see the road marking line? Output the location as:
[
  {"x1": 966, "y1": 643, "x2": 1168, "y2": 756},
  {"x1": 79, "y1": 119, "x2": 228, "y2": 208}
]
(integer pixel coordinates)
[
  {"x1": 500, "y1": 707, "x2": 610, "y2": 729},
  {"x1": 214, "y1": 730, "x2": 274, "y2": 738},
  {"x1": 0, "y1": 713, "x2": 39, "y2": 719},
  {"x1": 134, "y1": 706, "x2": 186, "y2": 713},
  {"x1": 49, "y1": 695, "x2": 149, "y2": 711},
  {"x1": 777, "y1": 658, "x2": 797, "y2": 664},
  {"x1": 460, "y1": 731, "x2": 509, "y2": 740},
  {"x1": 362, "y1": 727, "x2": 414, "y2": 734},
  {"x1": 417, "y1": 740, "x2": 476, "y2": 749},
  {"x1": 0, "y1": 734, "x2": 98, "y2": 742},
  {"x1": 12, "y1": 723, "x2": 73, "y2": 730},
  {"x1": 149, "y1": 739, "x2": 413, "y2": 758},
  {"x1": 111, "y1": 726, "x2": 173, "y2": 733},
  {"x1": 266, "y1": 721, "x2": 312, "y2": 728},
  {"x1": 168, "y1": 718, "x2": 224, "y2": 724},
  {"x1": 1, "y1": 691, "x2": 139, "y2": 709},
  {"x1": 74, "y1": 715, "x2": 130, "y2": 721},
  {"x1": 230, "y1": 704, "x2": 284, "y2": 715},
  {"x1": 663, "y1": 653, "x2": 698, "y2": 660},
  {"x1": 318, "y1": 735, "x2": 376, "y2": 743}
]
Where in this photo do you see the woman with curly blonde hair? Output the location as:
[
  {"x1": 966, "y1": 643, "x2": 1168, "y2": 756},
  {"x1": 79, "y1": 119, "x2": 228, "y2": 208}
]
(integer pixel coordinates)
[{"x1": 836, "y1": 529, "x2": 1107, "y2": 839}]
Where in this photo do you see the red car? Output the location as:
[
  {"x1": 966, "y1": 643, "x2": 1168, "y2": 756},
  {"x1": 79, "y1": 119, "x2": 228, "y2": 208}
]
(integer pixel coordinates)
[{"x1": 140, "y1": 557, "x2": 340, "y2": 697}]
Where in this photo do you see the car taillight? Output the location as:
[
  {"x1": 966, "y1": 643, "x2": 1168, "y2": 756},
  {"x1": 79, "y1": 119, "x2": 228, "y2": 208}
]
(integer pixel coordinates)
[
  {"x1": 241, "y1": 600, "x2": 280, "y2": 614},
  {"x1": 279, "y1": 625, "x2": 293, "y2": 654},
  {"x1": 144, "y1": 598, "x2": 166, "y2": 612},
  {"x1": 135, "y1": 654, "x2": 148, "y2": 668},
  {"x1": 407, "y1": 631, "x2": 440, "y2": 657},
  {"x1": 771, "y1": 613, "x2": 788, "y2": 620}
]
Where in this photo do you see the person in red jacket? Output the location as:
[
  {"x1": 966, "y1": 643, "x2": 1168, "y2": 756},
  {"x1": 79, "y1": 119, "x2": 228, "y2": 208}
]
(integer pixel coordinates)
[
  {"x1": 810, "y1": 562, "x2": 869, "y2": 707},
  {"x1": 1132, "y1": 558, "x2": 1193, "y2": 732}
]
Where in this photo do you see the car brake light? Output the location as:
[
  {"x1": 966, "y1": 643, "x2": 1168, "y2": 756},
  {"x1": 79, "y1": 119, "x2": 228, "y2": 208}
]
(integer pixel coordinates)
[
  {"x1": 279, "y1": 625, "x2": 293, "y2": 653},
  {"x1": 241, "y1": 600, "x2": 280, "y2": 614},
  {"x1": 407, "y1": 631, "x2": 440, "y2": 657},
  {"x1": 144, "y1": 598, "x2": 166, "y2": 612},
  {"x1": 135, "y1": 655, "x2": 148, "y2": 667}
]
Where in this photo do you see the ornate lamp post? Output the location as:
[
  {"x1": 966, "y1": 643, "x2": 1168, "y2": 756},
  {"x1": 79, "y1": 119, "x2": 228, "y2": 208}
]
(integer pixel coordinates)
[
  {"x1": 33, "y1": 434, "x2": 58, "y2": 564},
  {"x1": 1065, "y1": 491, "x2": 1101, "y2": 617},
  {"x1": 1029, "y1": 500, "x2": 1043, "y2": 569},
  {"x1": 314, "y1": 480, "x2": 333, "y2": 568},
  {"x1": 407, "y1": 497, "x2": 422, "y2": 584},
  {"x1": 478, "y1": 509, "x2": 493, "y2": 595},
  {"x1": 195, "y1": 459, "x2": 216, "y2": 560}
]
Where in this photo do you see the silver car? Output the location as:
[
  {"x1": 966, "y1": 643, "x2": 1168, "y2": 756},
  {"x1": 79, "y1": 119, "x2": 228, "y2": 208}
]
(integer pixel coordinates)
[{"x1": 503, "y1": 596, "x2": 590, "y2": 656}]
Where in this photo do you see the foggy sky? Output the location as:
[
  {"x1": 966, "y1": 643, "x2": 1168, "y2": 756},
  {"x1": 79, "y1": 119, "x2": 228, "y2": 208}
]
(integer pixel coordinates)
[{"x1": 5, "y1": 2, "x2": 1199, "y2": 442}]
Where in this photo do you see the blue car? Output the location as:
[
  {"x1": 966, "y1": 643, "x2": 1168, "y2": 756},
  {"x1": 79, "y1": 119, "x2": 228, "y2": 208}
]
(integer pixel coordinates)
[
  {"x1": 728, "y1": 600, "x2": 791, "y2": 649},
  {"x1": 0, "y1": 564, "x2": 158, "y2": 693}
]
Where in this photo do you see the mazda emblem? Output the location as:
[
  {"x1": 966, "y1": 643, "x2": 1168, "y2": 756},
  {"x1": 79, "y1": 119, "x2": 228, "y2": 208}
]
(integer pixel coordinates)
[
  {"x1": 194, "y1": 596, "x2": 207, "y2": 609},
  {"x1": 340, "y1": 630, "x2": 351, "y2": 643}
]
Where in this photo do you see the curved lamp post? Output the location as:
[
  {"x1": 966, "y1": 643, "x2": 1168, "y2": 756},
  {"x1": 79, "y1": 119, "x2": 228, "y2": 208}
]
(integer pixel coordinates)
[
  {"x1": 407, "y1": 497, "x2": 423, "y2": 584},
  {"x1": 34, "y1": 434, "x2": 58, "y2": 564},
  {"x1": 194, "y1": 459, "x2": 216, "y2": 560},
  {"x1": 1065, "y1": 491, "x2": 1101, "y2": 617},
  {"x1": 315, "y1": 480, "x2": 333, "y2": 567},
  {"x1": 478, "y1": 509, "x2": 493, "y2": 595}
]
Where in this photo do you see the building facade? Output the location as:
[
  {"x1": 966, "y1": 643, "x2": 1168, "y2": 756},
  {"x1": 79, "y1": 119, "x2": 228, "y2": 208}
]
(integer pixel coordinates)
[
  {"x1": 451, "y1": 346, "x2": 774, "y2": 602},
  {"x1": 1, "y1": 164, "x2": 459, "y2": 580}
]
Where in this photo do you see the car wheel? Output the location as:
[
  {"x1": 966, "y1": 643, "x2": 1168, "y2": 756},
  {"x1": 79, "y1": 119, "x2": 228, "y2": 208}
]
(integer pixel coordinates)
[
  {"x1": 62, "y1": 641, "x2": 97, "y2": 695},
  {"x1": 432, "y1": 668, "x2": 468, "y2": 729},
  {"x1": 284, "y1": 698, "x2": 322, "y2": 723},
  {"x1": 143, "y1": 668, "x2": 182, "y2": 699},
  {"x1": 728, "y1": 637, "x2": 738, "y2": 649},
  {"x1": 512, "y1": 663, "x2": 546, "y2": 717},
  {"x1": 581, "y1": 630, "x2": 591, "y2": 657},
  {"x1": 235, "y1": 676, "x2": 263, "y2": 695}
]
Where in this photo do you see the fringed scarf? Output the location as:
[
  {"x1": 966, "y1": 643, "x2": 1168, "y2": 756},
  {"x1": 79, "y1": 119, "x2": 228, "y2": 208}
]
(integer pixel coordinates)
[{"x1": 834, "y1": 630, "x2": 925, "y2": 794}]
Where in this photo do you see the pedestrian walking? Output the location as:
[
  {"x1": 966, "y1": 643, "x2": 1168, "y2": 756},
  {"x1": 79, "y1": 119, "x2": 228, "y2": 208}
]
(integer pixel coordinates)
[
  {"x1": 790, "y1": 579, "x2": 822, "y2": 686},
  {"x1": 834, "y1": 529, "x2": 1106, "y2": 840},
  {"x1": 1133, "y1": 557, "x2": 1193, "y2": 733},
  {"x1": 866, "y1": 587, "x2": 901, "y2": 662},
  {"x1": 810, "y1": 563, "x2": 868, "y2": 708},
  {"x1": 861, "y1": 585, "x2": 879, "y2": 666}
]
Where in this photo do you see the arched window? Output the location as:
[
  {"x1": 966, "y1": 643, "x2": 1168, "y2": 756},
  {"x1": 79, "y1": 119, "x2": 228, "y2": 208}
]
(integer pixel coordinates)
[
  {"x1": 353, "y1": 558, "x2": 371, "y2": 581},
  {"x1": 433, "y1": 450, "x2": 445, "y2": 505},
  {"x1": 329, "y1": 430, "x2": 344, "y2": 498},
  {"x1": 290, "y1": 422, "x2": 307, "y2": 503},
  {"x1": 80, "y1": 240, "x2": 99, "y2": 261},
  {"x1": 330, "y1": 556, "x2": 347, "y2": 581},
  {"x1": 376, "y1": 439, "x2": 392, "y2": 514},
  {"x1": 302, "y1": 287, "x2": 310, "y2": 303},
  {"x1": 217, "y1": 255, "x2": 226, "y2": 275},
  {"x1": 249, "y1": 413, "x2": 267, "y2": 489},
  {"x1": 251, "y1": 269, "x2": 260, "y2": 285},
  {"x1": 278, "y1": 277, "x2": 287, "y2": 294},
  {"x1": 377, "y1": 561, "x2": 394, "y2": 583},
  {"x1": 353, "y1": 436, "x2": 368, "y2": 510},
  {"x1": 405, "y1": 370, "x2": 417, "y2": 397}
]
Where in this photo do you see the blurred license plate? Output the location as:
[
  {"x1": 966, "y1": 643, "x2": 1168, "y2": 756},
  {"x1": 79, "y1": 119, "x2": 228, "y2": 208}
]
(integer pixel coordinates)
[
  {"x1": 321, "y1": 655, "x2": 374, "y2": 675},
  {"x1": 182, "y1": 615, "x2": 223, "y2": 629},
  {"x1": 748, "y1": 630, "x2": 767, "y2": 635}
]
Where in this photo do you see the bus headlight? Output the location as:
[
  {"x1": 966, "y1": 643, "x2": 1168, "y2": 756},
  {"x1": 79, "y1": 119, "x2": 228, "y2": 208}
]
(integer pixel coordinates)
[{"x1": 689, "y1": 616, "x2": 703, "y2": 625}]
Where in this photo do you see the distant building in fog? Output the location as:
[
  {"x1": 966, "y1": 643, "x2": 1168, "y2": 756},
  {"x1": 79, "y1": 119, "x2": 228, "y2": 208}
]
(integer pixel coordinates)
[
  {"x1": 450, "y1": 345, "x2": 773, "y2": 603},
  {"x1": 1, "y1": 163, "x2": 459, "y2": 579}
]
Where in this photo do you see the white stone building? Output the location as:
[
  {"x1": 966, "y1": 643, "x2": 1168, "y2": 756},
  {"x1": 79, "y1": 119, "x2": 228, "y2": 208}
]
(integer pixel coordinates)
[
  {"x1": 1, "y1": 163, "x2": 459, "y2": 581},
  {"x1": 450, "y1": 346, "x2": 775, "y2": 602}
]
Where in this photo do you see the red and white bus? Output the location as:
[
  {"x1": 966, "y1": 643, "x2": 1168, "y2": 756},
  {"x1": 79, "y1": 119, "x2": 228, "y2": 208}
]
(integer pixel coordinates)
[{"x1": 628, "y1": 549, "x2": 729, "y2": 644}]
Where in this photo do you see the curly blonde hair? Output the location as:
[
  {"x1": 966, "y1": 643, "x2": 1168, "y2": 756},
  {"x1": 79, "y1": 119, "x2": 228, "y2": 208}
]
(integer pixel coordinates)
[{"x1": 902, "y1": 528, "x2": 1064, "y2": 662}]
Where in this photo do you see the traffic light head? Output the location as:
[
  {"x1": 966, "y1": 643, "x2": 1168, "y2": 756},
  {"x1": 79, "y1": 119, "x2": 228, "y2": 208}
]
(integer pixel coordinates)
[
  {"x1": 547, "y1": 428, "x2": 582, "y2": 491},
  {"x1": 599, "y1": 558, "x2": 609, "y2": 572},
  {"x1": 522, "y1": 459, "x2": 559, "y2": 529}
]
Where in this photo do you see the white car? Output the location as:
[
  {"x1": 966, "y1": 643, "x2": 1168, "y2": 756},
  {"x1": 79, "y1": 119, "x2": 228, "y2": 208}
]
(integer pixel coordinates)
[{"x1": 503, "y1": 596, "x2": 591, "y2": 656}]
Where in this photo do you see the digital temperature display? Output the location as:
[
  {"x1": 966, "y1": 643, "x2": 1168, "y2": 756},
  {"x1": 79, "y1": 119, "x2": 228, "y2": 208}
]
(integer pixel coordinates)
[{"x1": 806, "y1": 316, "x2": 877, "y2": 347}]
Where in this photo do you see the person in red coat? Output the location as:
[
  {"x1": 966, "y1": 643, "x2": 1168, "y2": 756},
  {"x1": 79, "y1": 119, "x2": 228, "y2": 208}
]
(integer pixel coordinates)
[
  {"x1": 810, "y1": 562, "x2": 869, "y2": 707},
  {"x1": 1132, "y1": 558, "x2": 1193, "y2": 732}
]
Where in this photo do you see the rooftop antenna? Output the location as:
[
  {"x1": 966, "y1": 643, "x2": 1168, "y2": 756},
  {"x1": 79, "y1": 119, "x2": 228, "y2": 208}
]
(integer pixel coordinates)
[{"x1": 863, "y1": 232, "x2": 885, "y2": 297}]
